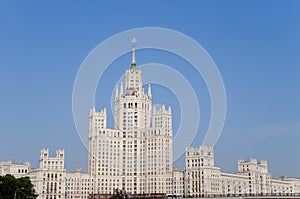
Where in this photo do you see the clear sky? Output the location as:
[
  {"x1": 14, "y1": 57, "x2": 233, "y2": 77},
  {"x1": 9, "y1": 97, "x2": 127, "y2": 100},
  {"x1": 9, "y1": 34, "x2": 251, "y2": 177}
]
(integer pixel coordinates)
[{"x1": 0, "y1": 1, "x2": 299, "y2": 178}]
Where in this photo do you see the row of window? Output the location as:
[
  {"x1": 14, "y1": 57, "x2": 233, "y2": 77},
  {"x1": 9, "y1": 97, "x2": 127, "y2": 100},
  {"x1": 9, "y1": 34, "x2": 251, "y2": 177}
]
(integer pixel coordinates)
[{"x1": 17, "y1": 169, "x2": 27, "y2": 173}]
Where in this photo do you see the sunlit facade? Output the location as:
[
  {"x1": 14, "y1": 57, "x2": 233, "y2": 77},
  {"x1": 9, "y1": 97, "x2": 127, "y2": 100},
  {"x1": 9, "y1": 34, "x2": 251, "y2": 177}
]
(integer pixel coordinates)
[{"x1": 88, "y1": 38, "x2": 173, "y2": 196}]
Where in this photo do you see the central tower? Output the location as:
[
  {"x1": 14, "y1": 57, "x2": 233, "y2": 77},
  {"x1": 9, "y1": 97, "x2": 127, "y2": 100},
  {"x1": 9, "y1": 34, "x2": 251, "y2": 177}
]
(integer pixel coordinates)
[
  {"x1": 114, "y1": 38, "x2": 152, "y2": 133},
  {"x1": 88, "y1": 38, "x2": 173, "y2": 196}
]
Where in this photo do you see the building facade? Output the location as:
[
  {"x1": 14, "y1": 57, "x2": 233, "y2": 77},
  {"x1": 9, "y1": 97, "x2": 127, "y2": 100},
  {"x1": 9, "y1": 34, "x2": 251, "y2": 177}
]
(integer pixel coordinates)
[
  {"x1": 0, "y1": 161, "x2": 30, "y2": 178},
  {"x1": 25, "y1": 147, "x2": 300, "y2": 199},
  {"x1": 236, "y1": 159, "x2": 271, "y2": 195},
  {"x1": 28, "y1": 149, "x2": 93, "y2": 199},
  {"x1": 65, "y1": 168, "x2": 91, "y2": 199},
  {"x1": 29, "y1": 149, "x2": 66, "y2": 199},
  {"x1": 184, "y1": 146, "x2": 300, "y2": 197},
  {"x1": 184, "y1": 146, "x2": 221, "y2": 197},
  {"x1": 220, "y1": 172, "x2": 248, "y2": 196},
  {"x1": 172, "y1": 167, "x2": 185, "y2": 196},
  {"x1": 88, "y1": 38, "x2": 173, "y2": 196}
]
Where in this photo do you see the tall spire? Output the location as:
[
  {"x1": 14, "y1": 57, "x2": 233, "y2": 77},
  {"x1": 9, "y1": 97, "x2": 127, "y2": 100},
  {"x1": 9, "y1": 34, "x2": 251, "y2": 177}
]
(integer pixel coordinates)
[
  {"x1": 148, "y1": 84, "x2": 152, "y2": 98},
  {"x1": 131, "y1": 37, "x2": 136, "y2": 69}
]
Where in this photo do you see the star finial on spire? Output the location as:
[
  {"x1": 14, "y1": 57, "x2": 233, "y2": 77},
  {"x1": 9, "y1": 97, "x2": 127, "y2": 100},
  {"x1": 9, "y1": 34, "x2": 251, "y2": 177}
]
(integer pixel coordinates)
[{"x1": 132, "y1": 37, "x2": 136, "y2": 44}]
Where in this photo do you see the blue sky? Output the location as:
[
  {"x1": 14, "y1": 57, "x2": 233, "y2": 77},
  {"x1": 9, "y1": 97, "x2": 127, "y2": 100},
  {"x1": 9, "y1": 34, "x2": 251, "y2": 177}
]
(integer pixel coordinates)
[{"x1": 0, "y1": 1, "x2": 299, "y2": 178}]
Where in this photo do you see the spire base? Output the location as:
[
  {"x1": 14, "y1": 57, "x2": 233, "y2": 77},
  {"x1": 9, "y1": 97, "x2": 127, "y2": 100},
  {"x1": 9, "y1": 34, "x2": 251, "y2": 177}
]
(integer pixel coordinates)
[{"x1": 130, "y1": 63, "x2": 136, "y2": 70}]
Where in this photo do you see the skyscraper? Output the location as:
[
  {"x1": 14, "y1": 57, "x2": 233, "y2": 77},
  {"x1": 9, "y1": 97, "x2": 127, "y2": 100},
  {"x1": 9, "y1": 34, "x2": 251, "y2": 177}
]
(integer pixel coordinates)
[{"x1": 88, "y1": 38, "x2": 173, "y2": 196}]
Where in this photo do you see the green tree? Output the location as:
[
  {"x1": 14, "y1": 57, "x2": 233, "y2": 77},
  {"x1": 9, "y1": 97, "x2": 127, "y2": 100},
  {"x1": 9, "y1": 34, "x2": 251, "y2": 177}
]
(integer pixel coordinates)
[
  {"x1": 0, "y1": 174, "x2": 16, "y2": 199},
  {"x1": 0, "y1": 174, "x2": 35, "y2": 199}
]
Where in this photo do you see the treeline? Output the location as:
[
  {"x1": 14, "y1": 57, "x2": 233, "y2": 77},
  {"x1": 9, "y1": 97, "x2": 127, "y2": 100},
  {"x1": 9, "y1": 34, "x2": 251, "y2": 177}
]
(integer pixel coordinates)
[{"x1": 0, "y1": 174, "x2": 36, "y2": 199}]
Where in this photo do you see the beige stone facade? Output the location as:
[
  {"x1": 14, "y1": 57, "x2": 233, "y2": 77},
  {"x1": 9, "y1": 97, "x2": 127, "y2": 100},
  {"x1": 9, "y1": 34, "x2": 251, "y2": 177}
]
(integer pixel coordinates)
[
  {"x1": 172, "y1": 167, "x2": 184, "y2": 196},
  {"x1": 65, "y1": 169, "x2": 91, "y2": 199},
  {"x1": 184, "y1": 146, "x2": 300, "y2": 197},
  {"x1": 184, "y1": 146, "x2": 221, "y2": 197},
  {"x1": 220, "y1": 172, "x2": 248, "y2": 196},
  {"x1": 0, "y1": 161, "x2": 30, "y2": 178},
  {"x1": 88, "y1": 39, "x2": 173, "y2": 196},
  {"x1": 29, "y1": 149, "x2": 66, "y2": 199}
]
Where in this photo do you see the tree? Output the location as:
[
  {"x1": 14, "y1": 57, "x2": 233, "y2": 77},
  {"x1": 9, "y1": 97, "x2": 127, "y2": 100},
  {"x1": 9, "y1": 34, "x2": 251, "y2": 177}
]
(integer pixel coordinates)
[
  {"x1": 15, "y1": 176, "x2": 35, "y2": 199},
  {"x1": 0, "y1": 174, "x2": 16, "y2": 199},
  {"x1": 0, "y1": 174, "x2": 35, "y2": 199}
]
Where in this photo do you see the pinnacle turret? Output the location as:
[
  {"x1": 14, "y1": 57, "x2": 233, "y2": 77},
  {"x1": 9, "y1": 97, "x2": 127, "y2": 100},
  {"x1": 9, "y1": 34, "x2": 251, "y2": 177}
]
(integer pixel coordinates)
[
  {"x1": 120, "y1": 81, "x2": 124, "y2": 96},
  {"x1": 115, "y1": 85, "x2": 119, "y2": 99},
  {"x1": 148, "y1": 84, "x2": 152, "y2": 98}
]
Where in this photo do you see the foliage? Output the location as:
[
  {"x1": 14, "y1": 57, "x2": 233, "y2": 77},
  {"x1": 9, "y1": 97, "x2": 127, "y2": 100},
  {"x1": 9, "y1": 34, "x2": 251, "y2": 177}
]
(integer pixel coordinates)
[{"x1": 0, "y1": 174, "x2": 35, "y2": 199}]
